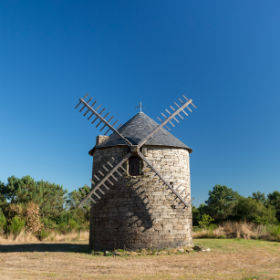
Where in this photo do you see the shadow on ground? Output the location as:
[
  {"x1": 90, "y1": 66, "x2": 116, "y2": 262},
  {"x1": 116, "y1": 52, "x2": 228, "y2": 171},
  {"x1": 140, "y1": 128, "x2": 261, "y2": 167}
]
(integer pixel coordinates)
[{"x1": 0, "y1": 243, "x2": 90, "y2": 253}]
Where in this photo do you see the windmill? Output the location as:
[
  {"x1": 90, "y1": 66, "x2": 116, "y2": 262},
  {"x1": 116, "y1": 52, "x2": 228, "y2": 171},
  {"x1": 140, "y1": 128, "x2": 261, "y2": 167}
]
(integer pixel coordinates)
[{"x1": 75, "y1": 94, "x2": 196, "y2": 250}]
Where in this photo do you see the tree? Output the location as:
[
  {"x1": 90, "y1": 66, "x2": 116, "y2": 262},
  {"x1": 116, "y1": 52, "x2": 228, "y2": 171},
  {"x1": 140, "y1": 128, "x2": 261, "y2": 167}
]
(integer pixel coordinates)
[
  {"x1": 4, "y1": 176, "x2": 39, "y2": 203},
  {"x1": 268, "y1": 191, "x2": 280, "y2": 222},
  {"x1": 67, "y1": 185, "x2": 90, "y2": 209},
  {"x1": 235, "y1": 197, "x2": 277, "y2": 224},
  {"x1": 198, "y1": 214, "x2": 214, "y2": 229},
  {"x1": 67, "y1": 185, "x2": 90, "y2": 226},
  {"x1": 251, "y1": 191, "x2": 267, "y2": 205},
  {"x1": 35, "y1": 179, "x2": 66, "y2": 221},
  {"x1": 0, "y1": 208, "x2": 6, "y2": 234},
  {"x1": 205, "y1": 185, "x2": 240, "y2": 222},
  {"x1": 4, "y1": 176, "x2": 67, "y2": 222},
  {"x1": 192, "y1": 204, "x2": 208, "y2": 226},
  {"x1": 0, "y1": 181, "x2": 7, "y2": 210}
]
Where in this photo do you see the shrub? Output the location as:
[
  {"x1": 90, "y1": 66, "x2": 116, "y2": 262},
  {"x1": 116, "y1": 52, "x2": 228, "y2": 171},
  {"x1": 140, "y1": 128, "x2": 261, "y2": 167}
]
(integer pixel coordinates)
[
  {"x1": 266, "y1": 224, "x2": 280, "y2": 241},
  {"x1": 6, "y1": 203, "x2": 24, "y2": 220},
  {"x1": 8, "y1": 216, "x2": 25, "y2": 238},
  {"x1": 192, "y1": 204, "x2": 208, "y2": 226},
  {"x1": 68, "y1": 218, "x2": 79, "y2": 232},
  {"x1": 198, "y1": 214, "x2": 214, "y2": 229},
  {"x1": 42, "y1": 217, "x2": 57, "y2": 230},
  {"x1": 57, "y1": 218, "x2": 80, "y2": 234},
  {"x1": 57, "y1": 222, "x2": 68, "y2": 234},
  {"x1": 0, "y1": 209, "x2": 6, "y2": 234},
  {"x1": 235, "y1": 197, "x2": 277, "y2": 224},
  {"x1": 268, "y1": 191, "x2": 280, "y2": 222},
  {"x1": 37, "y1": 229, "x2": 51, "y2": 241}
]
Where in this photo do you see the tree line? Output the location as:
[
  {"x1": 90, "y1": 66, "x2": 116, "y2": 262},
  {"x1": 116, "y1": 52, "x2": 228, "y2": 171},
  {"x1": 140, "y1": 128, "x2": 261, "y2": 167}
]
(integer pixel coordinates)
[
  {"x1": 0, "y1": 176, "x2": 279, "y2": 240},
  {"x1": 193, "y1": 185, "x2": 280, "y2": 228},
  {"x1": 0, "y1": 175, "x2": 90, "y2": 239}
]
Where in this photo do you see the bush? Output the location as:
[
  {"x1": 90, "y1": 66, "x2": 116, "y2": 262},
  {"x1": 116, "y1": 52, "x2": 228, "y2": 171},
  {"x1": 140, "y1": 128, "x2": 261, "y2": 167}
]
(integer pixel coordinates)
[
  {"x1": 57, "y1": 222, "x2": 68, "y2": 234},
  {"x1": 266, "y1": 224, "x2": 280, "y2": 241},
  {"x1": 37, "y1": 229, "x2": 51, "y2": 241},
  {"x1": 8, "y1": 216, "x2": 25, "y2": 238},
  {"x1": 268, "y1": 191, "x2": 280, "y2": 222},
  {"x1": 0, "y1": 209, "x2": 6, "y2": 234},
  {"x1": 6, "y1": 203, "x2": 24, "y2": 221},
  {"x1": 192, "y1": 205, "x2": 205, "y2": 226},
  {"x1": 68, "y1": 218, "x2": 79, "y2": 232},
  {"x1": 42, "y1": 217, "x2": 57, "y2": 230},
  {"x1": 235, "y1": 197, "x2": 277, "y2": 224},
  {"x1": 198, "y1": 214, "x2": 214, "y2": 229},
  {"x1": 57, "y1": 219, "x2": 80, "y2": 234}
]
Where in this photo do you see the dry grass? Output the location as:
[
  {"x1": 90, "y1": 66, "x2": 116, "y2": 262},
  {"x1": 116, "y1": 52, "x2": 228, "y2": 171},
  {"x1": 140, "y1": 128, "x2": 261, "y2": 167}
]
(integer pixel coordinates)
[
  {"x1": 0, "y1": 231, "x2": 89, "y2": 243},
  {"x1": 193, "y1": 221, "x2": 280, "y2": 241},
  {"x1": 0, "y1": 237, "x2": 280, "y2": 280}
]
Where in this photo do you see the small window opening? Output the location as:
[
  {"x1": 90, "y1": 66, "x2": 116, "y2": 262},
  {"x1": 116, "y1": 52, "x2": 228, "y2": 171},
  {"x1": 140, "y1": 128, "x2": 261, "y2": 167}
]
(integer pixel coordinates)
[{"x1": 128, "y1": 156, "x2": 143, "y2": 176}]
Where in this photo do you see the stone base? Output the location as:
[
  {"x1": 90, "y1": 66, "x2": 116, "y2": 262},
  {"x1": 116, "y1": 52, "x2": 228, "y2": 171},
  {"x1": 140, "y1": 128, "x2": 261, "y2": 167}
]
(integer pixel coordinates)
[
  {"x1": 89, "y1": 184, "x2": 193, "y2": 250},
  {"x1": 89, "y1": 145, "x2": 193, "y2": 250}
]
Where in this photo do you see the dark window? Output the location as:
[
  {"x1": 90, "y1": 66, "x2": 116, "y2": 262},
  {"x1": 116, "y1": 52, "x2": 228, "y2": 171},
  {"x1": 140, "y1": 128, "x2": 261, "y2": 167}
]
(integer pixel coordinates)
[{"x1": 128, "y1": 156, "x2": 143, "y2": 176}]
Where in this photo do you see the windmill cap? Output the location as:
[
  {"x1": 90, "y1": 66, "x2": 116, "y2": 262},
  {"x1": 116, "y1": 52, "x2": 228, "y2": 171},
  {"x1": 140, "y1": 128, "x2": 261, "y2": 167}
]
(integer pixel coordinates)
[{"x1": 89, "y1": 112, "x2": 192, "y2": 154}]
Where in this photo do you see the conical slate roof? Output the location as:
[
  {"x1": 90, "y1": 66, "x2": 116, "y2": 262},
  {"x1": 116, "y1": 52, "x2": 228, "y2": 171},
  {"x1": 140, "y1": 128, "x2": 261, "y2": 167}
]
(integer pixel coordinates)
[{"x1": 93, "y1": 112, "x2": 192, "y2": 152}]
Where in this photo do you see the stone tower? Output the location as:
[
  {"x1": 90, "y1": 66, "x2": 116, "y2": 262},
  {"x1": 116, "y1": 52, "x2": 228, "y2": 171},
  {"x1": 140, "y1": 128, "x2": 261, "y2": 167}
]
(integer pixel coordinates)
[{"x1": 88, "y1": 112, "x2": 193, "y2": 250}]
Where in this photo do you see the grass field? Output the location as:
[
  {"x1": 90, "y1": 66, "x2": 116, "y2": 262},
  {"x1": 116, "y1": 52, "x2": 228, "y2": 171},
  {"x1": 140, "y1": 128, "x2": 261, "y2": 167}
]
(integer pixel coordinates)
[{"x1": 0, "y1": 238, "x2": 279, "y2": 280}]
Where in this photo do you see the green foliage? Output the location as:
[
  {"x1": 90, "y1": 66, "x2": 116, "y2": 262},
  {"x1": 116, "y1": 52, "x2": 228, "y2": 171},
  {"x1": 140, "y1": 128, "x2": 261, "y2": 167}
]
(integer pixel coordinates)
[
  {"x1": 0, "y1": 181, "x2": 6, "y2": 206},
  {"x1": 5, "y1": 203, "x2": 24, "y2": 222},
  {"x1": 192, "y1": 206, "x2": 200, "y2": 226},
  {"x1": 67, "y1": 185, "x2": 90, "y2": 225},
  {"x1": 205, "y1": 185, "x2": 240, "y2": 222},
  {"x1": 251, "y1": 191, "x2": 267, "y2": 205},
  {"x1": 194, "y1": 185, "x2": 280, "y2": 227},
  {"x1": 1, "y1": 175, "x2": 280, "y2": 241},
  {"x1": 0, "y1": 176, "x2": 90, "y2": 238},
  {"x1": 266, "y1": 224, "x2": 280, "y2": 241},
  {"x1": 268, "y1": 191, "x2": 280, "y2": 222},
  {"x1": 68, "y1": 218, "x2": 79, "y2": 231},
  {"x1": 42, "y1": 217, "x2": 57, "y2": 230},
  {"x1": 54, "y1": 210, "x2": 83, "y2": 233},
  {"x1": 193, "y1": 204, "x2": 208, "y2": 226},
  {"x1": 37, "y1": 229, "x2": 51, "y2": 241},
  {"x1": 8, "y1": 216, "x2": 25, "y2": 238},
  {"x1": 0, "y1": 209, "x2": 7, "y2": 234},
  {"x1": 56, "y1": 222, "x2": 68, "y2": 234},
  {"x1": 56, "y1": 220, "x2": 79, "y2": 234},
  {"x1": 4, "y1": 175, "x2": 66, "y2": 222},
  {"x1": 235, "y1": 197, "x2": 277, "y2": 224},
  {"x1": 198, "y1": 214, "x2": 214, "y2": 229},
  {"x1": 67, "y1": 185, "x2": 90, "y2": 209}
]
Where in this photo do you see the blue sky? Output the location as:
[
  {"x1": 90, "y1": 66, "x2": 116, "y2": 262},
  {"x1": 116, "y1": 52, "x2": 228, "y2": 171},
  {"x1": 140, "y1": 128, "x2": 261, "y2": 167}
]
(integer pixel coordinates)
[{"x1": 0, "y1": 0, "x2": 279, "y2": 205}]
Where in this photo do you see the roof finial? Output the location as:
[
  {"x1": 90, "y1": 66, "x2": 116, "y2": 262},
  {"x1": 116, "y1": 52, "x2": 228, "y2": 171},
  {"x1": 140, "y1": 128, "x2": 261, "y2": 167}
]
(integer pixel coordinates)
[{"x1": 137, "y1": 101, "x2": 143, "y2": 112}]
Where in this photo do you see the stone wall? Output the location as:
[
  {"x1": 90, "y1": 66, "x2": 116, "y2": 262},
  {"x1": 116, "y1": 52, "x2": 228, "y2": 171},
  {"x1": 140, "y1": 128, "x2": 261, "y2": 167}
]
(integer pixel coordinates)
[{"x1": 89, "y1": 145, "x2": 192, "y2": 250}]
